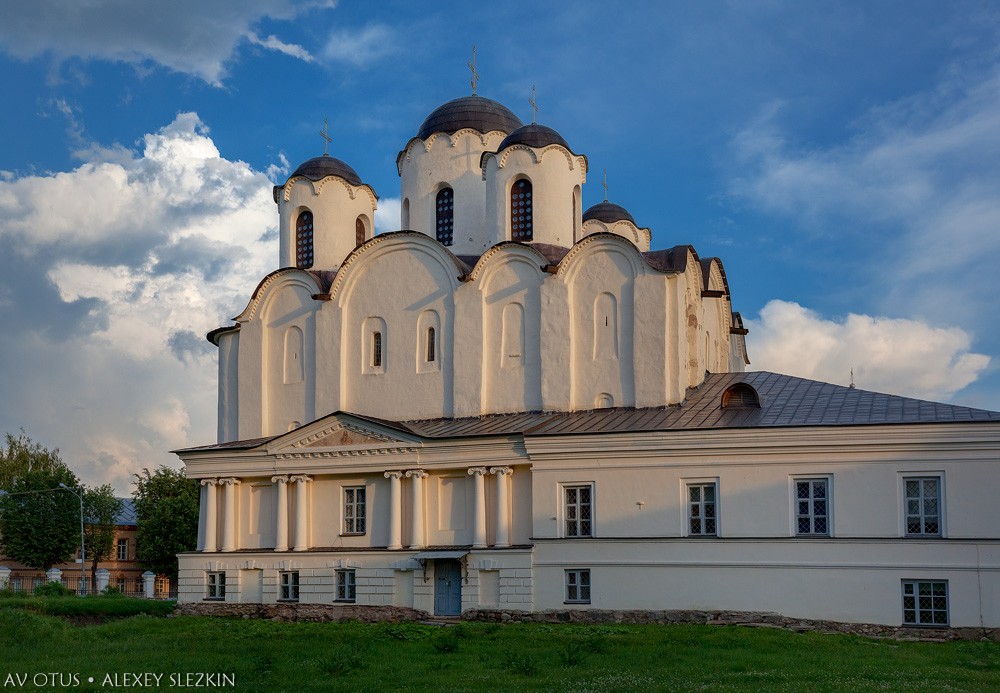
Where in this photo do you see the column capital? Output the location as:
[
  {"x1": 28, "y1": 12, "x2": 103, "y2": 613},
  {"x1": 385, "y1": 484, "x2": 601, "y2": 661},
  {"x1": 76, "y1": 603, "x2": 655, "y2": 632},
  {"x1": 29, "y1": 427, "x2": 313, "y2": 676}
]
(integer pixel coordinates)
[
  {"x1": 200, "y1": 478, "x2": 218, "y2": 487},
  {"x1": 271, "y1": 475, "x2": 289, "y2": 484},
  {"x1": 405, "y1": 469, "x2": 428, "y2": 479},
  {"x1": 218, "y1": 477, "x2": 241, "y2": 486},
  {"x1": 467, "y1": 467, "x2": 488, "y2": 476},
  {"x1": 289, "y1": 474, "x2": 313, "y2": 484},
  {"x1": 489, "y1": 466, "x2": 513, "y2": 476},
  {"x1": 384, "y1": 470, "x2": 404, "y2": 480}
]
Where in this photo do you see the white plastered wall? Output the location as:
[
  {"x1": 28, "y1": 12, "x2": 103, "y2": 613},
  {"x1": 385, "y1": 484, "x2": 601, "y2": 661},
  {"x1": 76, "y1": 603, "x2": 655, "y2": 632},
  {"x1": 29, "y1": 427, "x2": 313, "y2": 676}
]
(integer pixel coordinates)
[{"x1": 581, "y1": 218, "x2": 652, "y2": 252}]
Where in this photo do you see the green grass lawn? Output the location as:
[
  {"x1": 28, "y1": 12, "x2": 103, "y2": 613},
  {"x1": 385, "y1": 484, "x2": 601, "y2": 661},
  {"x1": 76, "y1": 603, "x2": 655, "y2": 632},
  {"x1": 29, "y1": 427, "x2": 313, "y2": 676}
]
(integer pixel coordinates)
[{"x1": 2, "y1": 608, "x2": 998, "y2": 692}]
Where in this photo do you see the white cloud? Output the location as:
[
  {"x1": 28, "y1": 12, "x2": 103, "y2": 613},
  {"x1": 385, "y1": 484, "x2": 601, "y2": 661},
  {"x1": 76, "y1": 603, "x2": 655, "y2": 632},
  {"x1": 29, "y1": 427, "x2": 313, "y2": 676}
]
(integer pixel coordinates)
[
  {"x1": 0, "y1": 1, "x2": 333, "y2": 85},
  {"x1": 322, "y1": 24, "x2": 396, "y2": 66},
  {"x1": 248, "y1": 33, "x2": 315, "y2": 63},
  {"x1": 0, "y1": 113, "x2": 275, "y2": 492},
  {"x1": 374, "y1": 197, "x2": 401, "y2": 234},
  {"x1": 746, "y1": 300, "x2": 990, "y2": 402}
]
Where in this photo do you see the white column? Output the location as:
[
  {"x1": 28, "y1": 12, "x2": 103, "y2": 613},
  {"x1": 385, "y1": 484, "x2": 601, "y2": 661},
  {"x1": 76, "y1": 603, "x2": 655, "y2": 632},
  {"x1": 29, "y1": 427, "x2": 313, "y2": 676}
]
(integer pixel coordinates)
[
  {"x1": 405, "y1": 470, "x2": 427, "y2": 549},
  {"x1": 290, "y1": 475, "x2": 312, "y2": 551},
  {"x1": 46, "y1": 568, "x2": 62, "y2": 583},
  {"x1": 468, "y1": 467, "x2": 488, "y2": 549},
  {"x1": 384, "y1": 471, "x2": 404, "y2": 550},
  {"x1": 0, "y1": 566, "x2": 9, "y2": 590},
  {"x1": 95, "y1": 568, "x2": 110, "y2": 594},
  {"x1": 272, "y1": 475, "x2": 289, "y2": 552},
  {"x1": 490, "y1": 466, "x2": 513, "y2": 548},
  {"x1": 220, "y1": 478, "x2": 240, "y2": 552},
  {"x1": 142, "y1": 571, "x2": 156, "y2": 599},
  {"x1": 201, "y1": 479, "x2": 218, "y2": 553}
]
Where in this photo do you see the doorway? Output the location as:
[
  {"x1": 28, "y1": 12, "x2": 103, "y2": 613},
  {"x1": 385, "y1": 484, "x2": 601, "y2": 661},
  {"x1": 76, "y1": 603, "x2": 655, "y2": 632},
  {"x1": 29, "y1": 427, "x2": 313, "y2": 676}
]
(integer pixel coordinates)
[{"x1": 433, "y1": 559, "x2": 462, "y2": 616}]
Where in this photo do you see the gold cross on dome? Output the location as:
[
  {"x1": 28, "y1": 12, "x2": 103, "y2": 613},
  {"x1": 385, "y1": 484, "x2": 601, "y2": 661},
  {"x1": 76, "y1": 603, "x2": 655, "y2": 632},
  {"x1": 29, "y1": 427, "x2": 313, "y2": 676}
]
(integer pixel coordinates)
[
  {"x1": 529, "y1": 83, "x2": 538, "y2": 124},
  {"x1": 319, "y1": 118, "x2": 332, "y2": 156},
  {"x1": 468, "y1": 46, "x2": 479, "y2": 95},
  {"x1": 602, "y1": 169, "x2": 609, "y2": 202}
]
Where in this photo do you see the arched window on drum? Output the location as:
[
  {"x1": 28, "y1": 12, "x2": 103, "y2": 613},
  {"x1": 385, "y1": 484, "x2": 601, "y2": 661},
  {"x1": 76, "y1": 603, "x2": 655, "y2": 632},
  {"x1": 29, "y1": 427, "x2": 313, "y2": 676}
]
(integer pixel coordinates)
[
  {"x1": 510, "y1": 179, "x2": 533, "y2": 241},
  {"x1": 436, "y1": 187, "x2": 454, "y2": 245},
  {"x1": 295, "y1": 211, "x2": 314, "y2": 269}
]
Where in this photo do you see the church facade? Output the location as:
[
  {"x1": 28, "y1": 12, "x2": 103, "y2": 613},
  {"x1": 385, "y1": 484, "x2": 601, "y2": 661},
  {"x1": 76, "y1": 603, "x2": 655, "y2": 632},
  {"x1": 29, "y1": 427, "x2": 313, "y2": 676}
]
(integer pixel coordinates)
[{"x1": 175, "y1": 93, "x2": 1000, "y2": 629}]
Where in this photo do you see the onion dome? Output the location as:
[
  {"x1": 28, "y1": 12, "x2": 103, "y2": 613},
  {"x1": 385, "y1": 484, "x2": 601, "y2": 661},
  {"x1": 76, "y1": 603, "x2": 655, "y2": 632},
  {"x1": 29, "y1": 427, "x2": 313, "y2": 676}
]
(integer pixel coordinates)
[
  {"x1": 583, "y1": 201, "x2": 636, "y2": 226},
  {"x1": 289, "y1": 155, "x2": 362, "y2": 186},
  {"x1": 416, "y1": 95, "x2": 523, "y2": 140},
  {"x1": 498, "y1": 123, "x2": 570, "y2": 151}
]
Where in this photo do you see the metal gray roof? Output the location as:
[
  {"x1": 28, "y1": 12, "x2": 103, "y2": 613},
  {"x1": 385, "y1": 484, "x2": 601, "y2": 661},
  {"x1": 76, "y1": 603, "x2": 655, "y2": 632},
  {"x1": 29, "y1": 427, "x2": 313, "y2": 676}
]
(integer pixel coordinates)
[
  {"x1": 177, "y1": 372, "x2": 1000, "y2": 452},
  {"x1": 115, "y1": 498, "x2": 137, "y2": 525},
  {"x1": 498, "y1": 124, "x2": 571, "y2": 151},
  {"x1": 288, "y1": 155, "x2": 363, "y2": 186},
  {"x1": 583, "y1": 201, "x2": 637, "y2": 226},
  {"x1": 416, "y1": 96, "x2": 523, "y2": 140},
  {"x1": 399, "y1": 371, "x2": 1000, "y2": 438}
]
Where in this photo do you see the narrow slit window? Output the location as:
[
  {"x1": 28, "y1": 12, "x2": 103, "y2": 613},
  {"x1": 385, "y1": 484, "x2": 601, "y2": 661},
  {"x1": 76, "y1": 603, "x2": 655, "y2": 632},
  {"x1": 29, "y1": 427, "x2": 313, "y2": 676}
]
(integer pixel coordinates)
[
  {"x1": 295, "y1": 211, "x2": 314, "y2": 269},
  {"x1": 372, "y1": 331, "x2": 383, "y2": 369},
  {"x1": 426, "y1": 327, "x2": 436, "y2": 362},
  {"x1": 436, "y1": 187, "x2": 454, "y2": 245},
  {"x1": 510, "y1": 179, "x2": 533, "y2": 241},
  {"x1": 355, "y1": 217, "x2": 366, "y2": 248}
]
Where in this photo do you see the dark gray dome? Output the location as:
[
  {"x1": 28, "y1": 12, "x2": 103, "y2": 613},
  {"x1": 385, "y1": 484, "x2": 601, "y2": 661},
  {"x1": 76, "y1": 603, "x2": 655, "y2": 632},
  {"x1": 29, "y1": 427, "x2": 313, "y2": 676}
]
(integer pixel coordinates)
[
  {"x1": 498, "y1": 124, "x2": 570, "y2": 151},
  {"x1": 290, "y1": 155, "x2": 362, "y2": 186},
  {"x1": 416, "y1": 95, "x2": 523, "y2": 140},
  {"x1": 583, "y1": 201, "x2": 636, "y2": 225}
]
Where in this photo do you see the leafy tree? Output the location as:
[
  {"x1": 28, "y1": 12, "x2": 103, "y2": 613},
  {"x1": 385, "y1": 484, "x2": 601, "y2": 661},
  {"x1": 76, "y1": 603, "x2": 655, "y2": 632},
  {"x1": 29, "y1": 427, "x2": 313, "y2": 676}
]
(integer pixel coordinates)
[
  {"x1": 0, "y1": 463, "x2": 81, "y2": 570},
  {"x1": 133, "y1": 466, "x2": 199, "y2": 581},
  {"x1": 0, "y1": 430, "x2": 67, "y2": 491},
  {"x1": 83, "y1": 485, "x2": 123, "y2": 590}
]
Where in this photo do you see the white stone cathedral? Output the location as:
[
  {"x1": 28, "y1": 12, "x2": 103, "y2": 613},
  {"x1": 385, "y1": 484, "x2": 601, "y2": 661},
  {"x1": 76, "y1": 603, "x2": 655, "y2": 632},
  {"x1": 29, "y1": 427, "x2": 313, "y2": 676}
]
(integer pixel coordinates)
[{"x1": 177, "y1": 91, "x2": 1000, "y2": 630}]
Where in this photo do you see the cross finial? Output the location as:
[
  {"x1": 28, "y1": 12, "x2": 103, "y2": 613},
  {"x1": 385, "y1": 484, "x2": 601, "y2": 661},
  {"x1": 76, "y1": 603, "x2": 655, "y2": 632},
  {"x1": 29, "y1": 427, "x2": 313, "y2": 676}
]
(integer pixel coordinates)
[
  {"x1": 468, "y1": 45, "x2": 479, "y2": 95},
  {"x1": 602, "y1": 169, "x2": 609, "y2": 202},
  {"x1": 529, "y1": 83, "x2": 538, "y2": 124},
  {"x1": 319, "y1": 118, "x2": 332, "y2": 156}
]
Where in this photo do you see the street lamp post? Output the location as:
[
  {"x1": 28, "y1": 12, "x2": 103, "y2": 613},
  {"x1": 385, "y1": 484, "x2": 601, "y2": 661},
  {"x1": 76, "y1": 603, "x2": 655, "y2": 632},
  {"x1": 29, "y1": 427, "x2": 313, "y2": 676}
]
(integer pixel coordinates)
[{"x1": 58, "y1": 483, "x2": 86, "y2": 595}]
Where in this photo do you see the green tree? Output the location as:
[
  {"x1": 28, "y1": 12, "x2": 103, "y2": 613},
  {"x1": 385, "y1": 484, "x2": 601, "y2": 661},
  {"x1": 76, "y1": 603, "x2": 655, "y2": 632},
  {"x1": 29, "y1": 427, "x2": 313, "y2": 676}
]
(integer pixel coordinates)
[
  {"x1": 0, "y1": 430, "x2": 66, "y2": 491},
  {"x1": 133, "y1": 466, "x2": 199, "y2": 582},
  {"x1": 83, "y1": 485, "x2": 123, "y2": 589},
  {"x1": 0, "y1": 464, "x2": 81, "y2": 570}
]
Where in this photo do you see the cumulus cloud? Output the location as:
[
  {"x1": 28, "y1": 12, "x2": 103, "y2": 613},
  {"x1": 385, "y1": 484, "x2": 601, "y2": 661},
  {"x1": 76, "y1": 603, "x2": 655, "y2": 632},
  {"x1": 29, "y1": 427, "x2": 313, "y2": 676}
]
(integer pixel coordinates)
[
  {"x1": 374, "y1": 197, "x2": 401, "y2": 233},
  {"x1": 0, "y1": 1, "x2": 332, "y2": 84},
  {"x1": 323, "y1": 24, "x2": 396, "y2": 66},
  {"x1": 746, "y1": 300, "x2": 990, "y2": 402},
  {"x1": 0, "y1": 114, "x2": 275, "y2": 492}
]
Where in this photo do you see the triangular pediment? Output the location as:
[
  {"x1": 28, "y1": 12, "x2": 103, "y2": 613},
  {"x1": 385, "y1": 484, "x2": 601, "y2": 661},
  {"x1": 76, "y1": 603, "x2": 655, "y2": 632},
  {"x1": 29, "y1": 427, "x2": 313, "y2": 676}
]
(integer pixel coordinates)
[{"x1": 265, "y1": 412, "x2": 422, "y2": 456}]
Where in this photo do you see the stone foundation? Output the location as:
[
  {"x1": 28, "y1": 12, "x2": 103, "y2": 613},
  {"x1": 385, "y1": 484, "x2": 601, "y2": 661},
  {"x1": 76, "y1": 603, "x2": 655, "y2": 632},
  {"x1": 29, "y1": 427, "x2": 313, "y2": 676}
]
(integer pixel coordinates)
[
  {"x1": 172, "y1": 602, "x2": 428, "y2": 623},
  {"x1": 463, "y1": 608, "x2": 1000, "y2": 642}
]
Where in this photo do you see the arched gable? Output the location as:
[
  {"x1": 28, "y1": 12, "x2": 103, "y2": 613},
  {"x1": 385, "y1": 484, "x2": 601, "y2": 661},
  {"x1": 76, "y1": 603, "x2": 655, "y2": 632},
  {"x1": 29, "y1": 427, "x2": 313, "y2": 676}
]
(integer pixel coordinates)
[
  {"x1": 281, "y1": 175, "x2": 379, "y2": 208},
  {"x1": 395, "y1": 129, "x2": 507, "y2": 174},
  {"x1": 468, "y1": 242, "x2": 549, "y2": 286},
  {"x1": 481, "y1": 146, "x2": 588, "y2": 182},
  {"x1": 233, "y1": 269, "x2": 324, "y2": 323},
  {"x1": 555, "y1": 232, "x2": 648, "y2": 284}
]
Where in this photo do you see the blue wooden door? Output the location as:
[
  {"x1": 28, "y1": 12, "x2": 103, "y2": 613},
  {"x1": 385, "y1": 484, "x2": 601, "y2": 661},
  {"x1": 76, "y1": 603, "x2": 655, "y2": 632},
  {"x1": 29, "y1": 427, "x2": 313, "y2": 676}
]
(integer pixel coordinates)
[{"x1": 434, "y1": 560, "x2": 462, "y2": 616}]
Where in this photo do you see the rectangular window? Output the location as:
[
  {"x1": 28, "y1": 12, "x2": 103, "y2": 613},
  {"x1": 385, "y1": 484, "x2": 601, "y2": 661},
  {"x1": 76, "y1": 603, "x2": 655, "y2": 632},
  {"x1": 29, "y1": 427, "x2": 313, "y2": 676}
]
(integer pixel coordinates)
[
  {"x1": 343, "y1": 487, "x2": 366, "y2": 534},
  {"x1": 564, "y1": 485, "x2": 593, "y2": 537},
  {"x1": 902, "y1": 580, "x2": 948, "y2": 626},
  {"x1": 565, "y1": 569, "x2": 591, "y2": 604},
  {"x1": 688, "y1": 483, "x2": 717, "y2": 535},
  {"x1": 427, "y1": 327, "x2": 436, "y2": 362},
  {"x1": 905, "y1": 477, "x2": 941, "y2": 536},
  {"x1": 372, "y1": 332, "x2": 383, "y2": 368},
  {"x1": 117, "y1": 538, "x2": 129, "y2": 561},
  {"x1": 335, "y1": 569, "x2": 356, "y2": 602},
  {"x1": 116, "y1": 577, "x2": 126, "y2": 592},
  {"x1": 795, "y1": 479, "x2": 829, "y2": 535},
  {"x1": 206, "y1": 572, "x2": 225, "y2": 600},
  {"x1": 279, "y1": 571, "x2": 299, "y2": 601}
]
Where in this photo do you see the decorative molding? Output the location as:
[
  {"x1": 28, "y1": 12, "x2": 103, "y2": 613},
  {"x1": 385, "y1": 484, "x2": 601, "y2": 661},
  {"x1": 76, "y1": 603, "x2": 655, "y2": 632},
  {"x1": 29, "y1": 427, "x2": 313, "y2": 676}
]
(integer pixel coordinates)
[
  {"x1": 270, "y1": 475, "x2": 289, "y2": 484},
  {"x1": 282, "y1": 175, "x2": 378, "y2": 208},
  {"x1": 467, "y1": 466, "x2": 488, "y2": 476},
  {"x1": 405, "y1": 469, "x2": 428, "y2": 479},
  {"x1": 275, "y1": 447, "x2": 418, "y2": 461},
  {"x1": 555, "y1": 233, "x2": 646, "y2": 282},
  {"x1": 384, "y1": 470, "x2": 404, "y2": 479},
  {"x1": 200, "y1": 479, "x2": 218, "y2": 487},
  {"x1": 466, "y1": 243, "x2": 549, "y2": 283},
  {"x1": 232, "y1": 270, "x2": 322, "y2": 323},
  {"x1": 493, "y1": 144, "x2": 586, "y2": 178},
  {"x1": 218, "y1": 477, "x2": 241, "y2": 486},
  {"x1": 489, "y1": 466, "x2": 513, "y2": 476},
  {"x1": 288, "y1": 475, "x2": 313, "y2": 484},
  {"x1": 290, "y1": 422, "x2": 395, "y2": 448}
]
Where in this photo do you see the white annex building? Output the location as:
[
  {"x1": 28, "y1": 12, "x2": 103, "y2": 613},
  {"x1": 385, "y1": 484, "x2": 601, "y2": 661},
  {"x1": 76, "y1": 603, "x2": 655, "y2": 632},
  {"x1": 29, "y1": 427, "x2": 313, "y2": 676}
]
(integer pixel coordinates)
[{"x1": 176, "y1": 90, "x2": 1000, "y2": 629}]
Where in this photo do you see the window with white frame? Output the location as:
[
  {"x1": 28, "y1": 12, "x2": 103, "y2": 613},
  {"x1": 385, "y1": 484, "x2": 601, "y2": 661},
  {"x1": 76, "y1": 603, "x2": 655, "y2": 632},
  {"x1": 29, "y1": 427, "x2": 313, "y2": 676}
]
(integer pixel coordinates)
[
  {"x1": 902, "y1": 580, "x2": 948, "y2": 626},
  {"x1": 904, "y1": 476, "x2": 941, "y2": 536},
  {"x1": 279, "y1": 571, "x2": 299, "y2": 601},
  {"x1": 688, "y1": 482, "x2": 718, "y2": 535},
  {"x1": 343, "y1": 487, "x2": 366, "y2": 534},
  {"x1": 116, "y1": 577, "x2": 126, "y2": 592},
  {"x1": 564, "y1": 485, "x2": 593, "y2": 537},
  {"x1": 795, "y1": 478, "x2": 829, "y2": 535},
  {"x1": 206, "y1": 572, "x2": 225, "y2": 600},
  {"x1": 117, "y1": 537, "x2": 129, "y2": 561},
  {"x1": 565, "y1": 569, "x2": 591, "y2": 604},
  {"x1": 335, "y1": 569, "x2": 356, "y2": 602}
]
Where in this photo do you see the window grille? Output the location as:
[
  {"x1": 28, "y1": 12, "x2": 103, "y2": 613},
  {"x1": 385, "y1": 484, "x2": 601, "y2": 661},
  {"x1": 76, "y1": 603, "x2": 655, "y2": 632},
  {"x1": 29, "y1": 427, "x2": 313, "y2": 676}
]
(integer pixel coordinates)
[
  {"x1": 565, "y1": 569, "x2": 591, "y2": 603},
  {"x1": 436, "y1": 187, "x2": 454, "y2": 245},
  {"x1": 902, "y1": 580, "x2": 948, "y2": 625},
  {"x1": 565, "y1": 486, "x2": 592, "y2": 537},
  {"x1": 510, "y1": 179, "x2": 533, "y2": 241},
  {"x1": 344, "y1": 487, "x2": 366, "y2": 534},
  {"x1": 795, "y1": 479, "x2": 829, "y2": 535},
  {"x1": 295, "y1": 211, "x2": 314, "y2": 269},
  {"x1": 336, "y1": 569, "x2": 356, "y2": 602},
  {"x1": 905, "y1": 477, "x2": 941, "y2": 536},
  {"x1": 688, "y1": 483, "x2": 717, "y2": 535}
]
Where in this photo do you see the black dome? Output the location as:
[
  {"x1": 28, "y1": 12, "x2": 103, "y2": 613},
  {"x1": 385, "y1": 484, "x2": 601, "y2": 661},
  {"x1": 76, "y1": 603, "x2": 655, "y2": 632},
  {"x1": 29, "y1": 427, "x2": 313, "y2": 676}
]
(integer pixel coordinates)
[
  {"x1": 498, "y1": 123, "x2": 571, "y2": 152},
  {"x1": 582, "y1": 201, "x2": 636, "y2": 226},
  {"x1": 416, "y1": 95, "x2": 523, "y2": 140},
  {"x1": 290, "y1": 155, "x2": 363, "y2": 186}
]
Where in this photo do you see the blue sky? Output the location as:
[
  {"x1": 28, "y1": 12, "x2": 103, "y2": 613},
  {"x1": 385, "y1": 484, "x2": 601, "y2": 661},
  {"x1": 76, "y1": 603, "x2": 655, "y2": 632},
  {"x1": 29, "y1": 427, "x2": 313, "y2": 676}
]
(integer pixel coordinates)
[{"x1": 1, "y1": 1, "x2": 998, "y2": 492}]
